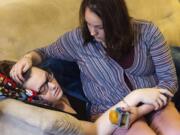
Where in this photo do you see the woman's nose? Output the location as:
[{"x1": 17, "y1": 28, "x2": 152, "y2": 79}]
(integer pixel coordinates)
[{"x1": 90, "y1": 27, "x2": 97, "y2": 36}]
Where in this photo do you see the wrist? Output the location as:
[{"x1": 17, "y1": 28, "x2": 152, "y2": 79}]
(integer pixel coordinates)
[
  {"x1": 127, "y1": 90, "x2": 142, "y2": 106},
  {"x1": 135, "y1": 89, "x2": 145, "y2": 103}
]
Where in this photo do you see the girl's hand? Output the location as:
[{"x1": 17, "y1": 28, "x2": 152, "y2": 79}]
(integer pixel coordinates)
[
  {"x1": 135, "y1": 88, "x2": 173, "y2": 110},
  {"x1": 121, "y1": 106, "x2": 138, "y2": 125},
  {"x1": 123, "y1": 103, "x2": 154, "y2": 125},
  {"x1": 10, "y1": 56, "x2": 32, "y2": 84}
]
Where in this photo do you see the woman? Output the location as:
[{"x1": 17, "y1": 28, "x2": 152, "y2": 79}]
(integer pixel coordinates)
[{"x1": 10, "y1": 0, "x2": 180, "y2": 134}]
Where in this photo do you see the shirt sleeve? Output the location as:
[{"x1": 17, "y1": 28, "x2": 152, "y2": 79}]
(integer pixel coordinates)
[
  {"x1": 35, "y1": 28, "x2": 83, "y2": 62},
  {"x1": 145, "y1": 22, "x2": 178, "y2": 94}
]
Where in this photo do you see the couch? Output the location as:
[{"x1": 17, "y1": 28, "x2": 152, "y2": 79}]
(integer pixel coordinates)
[
  {"x1": 0, "y1": 0, "x2": 180, "y2": 135},
  {"x1": 0, "y1": 0, "x2": 179, "y2": 61}
]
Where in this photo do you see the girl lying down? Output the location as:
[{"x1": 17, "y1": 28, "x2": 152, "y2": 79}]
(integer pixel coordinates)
[
  {"x1": 0, "y1": 64, "x2": 158, "y2": 135},
  {"x1": 0, "y1": 61, "x2": 76, "y2": 114}
]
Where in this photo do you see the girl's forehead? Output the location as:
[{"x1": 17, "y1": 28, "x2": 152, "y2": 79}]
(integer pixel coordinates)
[{"x1": 24, "y1": 68, "x2": 47, "y2": 91}]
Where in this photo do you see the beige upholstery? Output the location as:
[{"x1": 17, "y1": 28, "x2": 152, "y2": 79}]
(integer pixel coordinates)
[
  {"x1": 0, "y1": 99, "x2": 83, "y2": 135},
  {"x1": 126, "y1": 0, "x2": 180, "y2": 46},
  {"x1": 0, "y1": 0, "x2": 180, "y2": 134},
  {"x1": 0, "y1": 0, "x2": 80, "y2": 60}
]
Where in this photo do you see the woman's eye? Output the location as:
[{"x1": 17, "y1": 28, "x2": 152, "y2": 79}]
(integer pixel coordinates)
[{"x1": 96, "y1": 26, "x2": 103, "y2": 30}]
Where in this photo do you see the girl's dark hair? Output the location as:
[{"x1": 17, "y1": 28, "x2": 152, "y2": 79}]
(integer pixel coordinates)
[
  {"x1": 79, "y1": 0, "x2": 136, "y2": 62},
  {"x1": 23, "y1": 67, "x2": 52, "y2": 82}
]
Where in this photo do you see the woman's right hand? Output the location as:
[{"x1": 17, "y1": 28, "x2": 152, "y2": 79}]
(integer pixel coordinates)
[
  {"x1": 134, "y1": 88, "x2": 173, "y2": 110},
  {"x1": 10, "y1": 55, "x2": 33, "y2": 84},
  {"x1": 123, "y1": 88, "x2": 173, "y2": 110}
]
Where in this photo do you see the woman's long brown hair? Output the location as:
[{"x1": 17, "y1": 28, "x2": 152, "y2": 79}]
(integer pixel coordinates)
[{"x1": 79, "y1": 0, "x2": 136, "y2": 62}]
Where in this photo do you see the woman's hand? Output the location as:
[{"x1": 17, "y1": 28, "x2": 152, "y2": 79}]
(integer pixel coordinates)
[
  {"x1": 10, "y1": 55, "x2": 32, "y2": 84},
  {"x1": 135, "y1": 88, "x2": 173, "y2": 110}
]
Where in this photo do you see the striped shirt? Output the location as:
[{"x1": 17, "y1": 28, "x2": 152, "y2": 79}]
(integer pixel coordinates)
[{"x1": 37, "y1": 20, "x2": 178, "y2": 115}]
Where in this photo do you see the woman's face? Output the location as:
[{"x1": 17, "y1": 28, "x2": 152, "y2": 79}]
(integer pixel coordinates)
[
  {"x1": 85, "y1": 7, "x2": 105, "y2": 45},
  {"x1": 23, "y1": 67, "x2": 63, "y2": 104}
]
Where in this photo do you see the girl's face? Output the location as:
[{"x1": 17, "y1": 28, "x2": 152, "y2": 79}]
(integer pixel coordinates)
[
  {"x1": 23, "y1": 67, "x2": 63, "y2": 104},
  {"x1": 85, "y1": 7, "x2": 105, "y2": 45}
]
